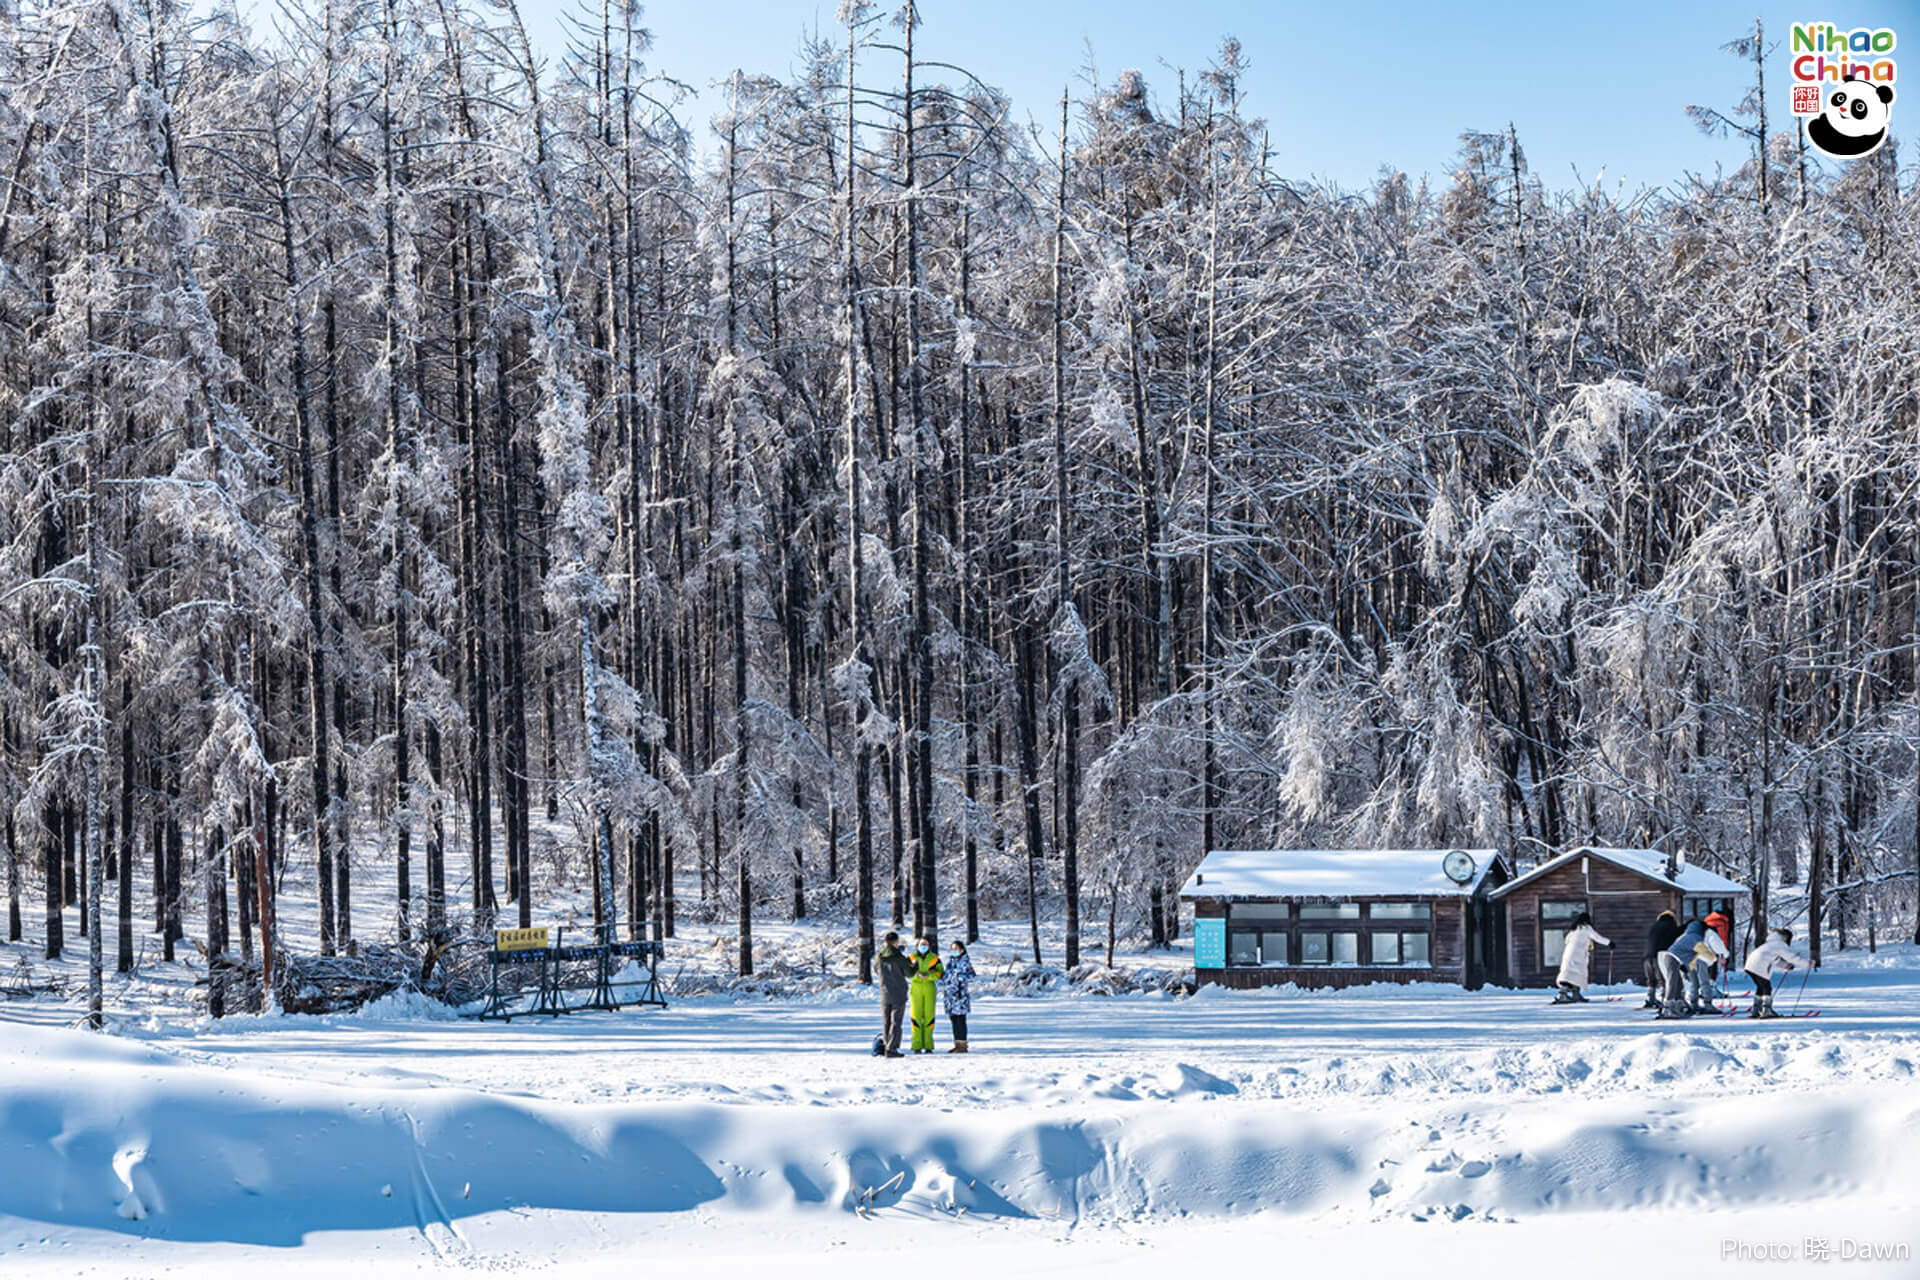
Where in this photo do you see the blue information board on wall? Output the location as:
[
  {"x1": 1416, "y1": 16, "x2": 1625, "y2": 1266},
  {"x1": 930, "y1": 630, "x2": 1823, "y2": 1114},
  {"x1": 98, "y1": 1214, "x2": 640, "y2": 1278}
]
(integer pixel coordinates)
[{"x1": 1193, "y1": 917, "x2": 1226, "y2": 969}]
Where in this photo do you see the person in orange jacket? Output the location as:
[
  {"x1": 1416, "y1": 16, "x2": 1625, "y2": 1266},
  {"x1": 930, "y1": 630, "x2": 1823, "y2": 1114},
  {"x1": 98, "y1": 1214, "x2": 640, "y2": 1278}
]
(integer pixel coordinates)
[{"x1": 1704, "y1": 908, "x2": 1733, "y2": 997}]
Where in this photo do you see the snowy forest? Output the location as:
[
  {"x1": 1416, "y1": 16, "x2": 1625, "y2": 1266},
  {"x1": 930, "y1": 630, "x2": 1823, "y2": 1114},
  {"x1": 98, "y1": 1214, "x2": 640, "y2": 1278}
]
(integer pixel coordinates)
[{"x1": 2, "y1": 0, "x2": 1917, "y2": 1027}]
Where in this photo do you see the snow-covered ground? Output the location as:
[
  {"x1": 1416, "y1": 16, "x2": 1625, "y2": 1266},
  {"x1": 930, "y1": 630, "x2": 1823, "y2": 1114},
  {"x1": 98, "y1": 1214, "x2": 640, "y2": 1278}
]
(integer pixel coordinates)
[{"x1": 6, "y1": 909, "x2": 1920, "y2": 1277}]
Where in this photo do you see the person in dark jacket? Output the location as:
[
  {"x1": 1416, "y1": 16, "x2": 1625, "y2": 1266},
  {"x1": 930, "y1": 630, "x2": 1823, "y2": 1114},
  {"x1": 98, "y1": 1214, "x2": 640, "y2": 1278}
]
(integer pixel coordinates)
[
  {"x1": 876, "y1": 931, "x2": 912, "y2": 1057},
  {"x1": 1643, "y1": 910, "x2": 1682, "y2": 1009}
]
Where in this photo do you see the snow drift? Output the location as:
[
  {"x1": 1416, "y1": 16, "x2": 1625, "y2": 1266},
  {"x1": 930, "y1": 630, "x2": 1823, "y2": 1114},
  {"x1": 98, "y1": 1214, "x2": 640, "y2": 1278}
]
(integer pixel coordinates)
[{"x1": 5, "y1": 1022, "x2": 1916, "y2": 1248}]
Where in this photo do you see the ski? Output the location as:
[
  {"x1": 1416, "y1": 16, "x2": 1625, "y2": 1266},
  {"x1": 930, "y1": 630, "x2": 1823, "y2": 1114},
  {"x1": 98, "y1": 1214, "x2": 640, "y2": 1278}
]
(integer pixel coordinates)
[{"x1": 1702, "y1": 1004, "x2": 1821, "y2": 1019}]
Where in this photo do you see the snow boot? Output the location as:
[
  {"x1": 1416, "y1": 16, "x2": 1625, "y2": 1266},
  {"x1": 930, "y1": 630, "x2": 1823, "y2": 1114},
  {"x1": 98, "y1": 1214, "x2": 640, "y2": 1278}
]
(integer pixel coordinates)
[
  {"x1": 1757, "y1": 996, "x2": 1780, "y2": 1019},
  {"x1": 947, "y1": 1040, "x2": 968, "y2": 1053},
  {"x1": 1747, "y1": 1000, "x2": 1764, "y2": 1018}
]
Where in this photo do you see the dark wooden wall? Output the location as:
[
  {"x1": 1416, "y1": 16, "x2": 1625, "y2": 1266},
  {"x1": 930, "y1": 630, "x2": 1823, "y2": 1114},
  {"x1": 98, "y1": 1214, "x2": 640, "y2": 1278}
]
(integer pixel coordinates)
[
  {"x1": 1432, "y1": 898, "x2": 1465, "y2": 970},
  {"x1": 1203, "y1": 965, "x2": 1457, "y2": 990},
  {"x1": 1500, "y1": 859, "x2": 1680, "y2": 988}
]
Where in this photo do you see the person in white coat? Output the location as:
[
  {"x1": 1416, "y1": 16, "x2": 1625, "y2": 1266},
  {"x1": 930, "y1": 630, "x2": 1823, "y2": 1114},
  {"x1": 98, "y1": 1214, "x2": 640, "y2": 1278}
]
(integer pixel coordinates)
[
  {"x1": 1685, "y1": 921, "x2": 1730, "y2": 1011},
  {"x1": 1553, "y1": 911, "x2": 1612, "y2": 1003},
  {"x1": 1742, "y1": 926, "x2": 1807, "y2": 1019}
]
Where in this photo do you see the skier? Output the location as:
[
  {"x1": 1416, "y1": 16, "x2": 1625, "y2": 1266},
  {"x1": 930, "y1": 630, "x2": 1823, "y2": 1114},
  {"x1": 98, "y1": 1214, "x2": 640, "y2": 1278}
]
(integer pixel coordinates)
[
  {"x1": 1704, "y1": 906, "x2": 1734, "y2": 998},
  {"x1": 908, "y1": 937, "x2": 945, "y2": 1053},
  {"x1": 1742, "y1": 926, "x2": 1807, "y2": 1019},
  {"x1": 876, "y1": 931, "x2": 912, "y2": 1057},
  {"x1": 1642, "y1": 909, "x2": 1682, "y2": 1009},
  {"x1": 1658, "y1": 919, "x2": 1708, "y2": 1017},
  {"x1": 1687, "y1": 917, "x2": 1729, "y2": 1010},
  {"x1": 1552, "y1": 911, "x2": 1611, "y2": 1003},
  {"x1": 942, "y1": 939, "x2": 976, "y2": 1052},
  {"x1": 1658, "y1": 919, "x2": 1727, "y2": 1016}
]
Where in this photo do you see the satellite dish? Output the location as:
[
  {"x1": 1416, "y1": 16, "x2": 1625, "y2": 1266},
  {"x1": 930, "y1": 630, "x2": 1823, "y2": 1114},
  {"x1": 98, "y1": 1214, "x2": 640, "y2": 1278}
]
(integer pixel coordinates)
[{"x1": 1442, "y1": 849, "x2": 1477, "y2": 885}]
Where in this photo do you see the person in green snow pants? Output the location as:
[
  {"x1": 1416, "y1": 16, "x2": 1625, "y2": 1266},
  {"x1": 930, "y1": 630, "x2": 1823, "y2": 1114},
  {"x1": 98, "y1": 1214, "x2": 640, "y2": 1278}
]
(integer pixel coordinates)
[{"x1": 908, "y1": 938, "x2": 944, "y2": 1053}]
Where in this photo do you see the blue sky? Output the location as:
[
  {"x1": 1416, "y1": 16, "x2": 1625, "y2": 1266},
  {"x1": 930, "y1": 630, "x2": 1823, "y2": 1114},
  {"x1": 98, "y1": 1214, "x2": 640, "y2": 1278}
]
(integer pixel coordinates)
[{"x1": 516, "y1": 0, "x2": 1918, "y2": 192}]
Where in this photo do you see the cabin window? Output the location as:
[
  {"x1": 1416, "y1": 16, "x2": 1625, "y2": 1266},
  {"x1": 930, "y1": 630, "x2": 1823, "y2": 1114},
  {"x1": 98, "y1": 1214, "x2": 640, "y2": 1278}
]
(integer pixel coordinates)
[
  {"x1": 1369, "y1": 902, "x2": 1431, "y2": 921},
  {"x1": 1683, "y1": 897, "x2": 1732, "y2": 922},
  {"x1": 1293, "y1": 931, "x2": 1361, "y2": 963},
  {"x1": 1228, "y1": 931, "x2": 1259, "y2": 966},
  {"x1": 1226, "y1": 904, "x2": 1290, "y2": 967},
  {"x1": 1299, "y1": 903, "x2": 1360, "y2": 919},
  {"x1": 1540, "y1": 900, "x2": 1586, "y2": 967},
  {"x1": 1368, "y1": 927, "x2": 1432, "y2": 966}
]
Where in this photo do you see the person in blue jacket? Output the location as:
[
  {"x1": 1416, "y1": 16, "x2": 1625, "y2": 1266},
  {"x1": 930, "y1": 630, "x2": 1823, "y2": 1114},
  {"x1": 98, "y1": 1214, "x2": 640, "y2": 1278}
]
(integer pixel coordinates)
[
  {"x1": 942, "y1": 939, "x2": 976, "y2": 1052},
  {"x1": 1657, "y1": 919, "x2": 1726, "y2": 1017}
]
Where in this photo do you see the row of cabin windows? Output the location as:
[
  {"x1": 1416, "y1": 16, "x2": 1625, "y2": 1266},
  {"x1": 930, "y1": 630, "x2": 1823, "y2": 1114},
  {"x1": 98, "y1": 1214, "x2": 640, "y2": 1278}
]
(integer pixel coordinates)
[
  {"x1": 1537, "y1": 897, "x2": 1741, "y2": 969},
  {"x1": 1225, "y1": 902, "x2": 1432, "y2": 969}
]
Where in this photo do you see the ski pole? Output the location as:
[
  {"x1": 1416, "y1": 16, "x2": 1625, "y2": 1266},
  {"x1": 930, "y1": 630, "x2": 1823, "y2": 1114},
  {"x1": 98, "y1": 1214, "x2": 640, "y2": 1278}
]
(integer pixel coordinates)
[{"x1": 1789, "y1": 964, "x2": 1812, "y2": 1016}]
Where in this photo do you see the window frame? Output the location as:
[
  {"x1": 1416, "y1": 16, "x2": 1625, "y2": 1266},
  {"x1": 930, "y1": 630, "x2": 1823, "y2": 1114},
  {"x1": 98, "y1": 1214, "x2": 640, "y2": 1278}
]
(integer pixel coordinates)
[
  {"x1": 1540, "y1": 899, "x2": 1587, "y2": 969},
  {"x1": 1225, "y1": 903, "x2": 1293, "y2": 968}
]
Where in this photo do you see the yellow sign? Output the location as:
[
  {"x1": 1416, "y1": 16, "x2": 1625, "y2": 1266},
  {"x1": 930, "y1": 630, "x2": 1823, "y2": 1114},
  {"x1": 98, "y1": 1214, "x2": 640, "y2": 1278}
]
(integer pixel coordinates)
[{"x1": 496, "y1": 927, "x2": 550, "y2": 952}]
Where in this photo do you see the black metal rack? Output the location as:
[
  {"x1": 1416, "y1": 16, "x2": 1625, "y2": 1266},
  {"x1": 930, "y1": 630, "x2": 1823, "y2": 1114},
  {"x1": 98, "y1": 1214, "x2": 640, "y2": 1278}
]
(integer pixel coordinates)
[{"x1": 472, "y1": 924, "x2": 667, "y2": 1021}]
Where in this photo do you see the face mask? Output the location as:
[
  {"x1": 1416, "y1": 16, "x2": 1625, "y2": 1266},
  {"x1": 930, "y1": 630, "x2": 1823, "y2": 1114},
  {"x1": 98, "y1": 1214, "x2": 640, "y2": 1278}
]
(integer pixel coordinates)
[{"x1": 916, "y1": 944, "x2": 927, "y2": 955}]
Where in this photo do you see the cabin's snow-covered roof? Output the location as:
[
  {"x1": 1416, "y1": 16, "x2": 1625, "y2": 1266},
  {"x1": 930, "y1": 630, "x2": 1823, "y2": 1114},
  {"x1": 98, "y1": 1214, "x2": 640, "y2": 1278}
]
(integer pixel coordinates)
[
  {"x1": 1178, "y1": 848, "x2": 1503, "y2": 900},
  {"x1": 1490, "y1": 846, "x2": 1745, "y2": 899}
]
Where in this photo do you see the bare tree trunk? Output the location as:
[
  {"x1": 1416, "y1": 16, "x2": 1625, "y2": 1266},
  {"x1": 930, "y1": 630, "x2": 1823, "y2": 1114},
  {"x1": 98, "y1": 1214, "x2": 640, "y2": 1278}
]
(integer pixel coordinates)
[
  {"x1": 843, "y1": 11, "x2": 876, "y2": 983},
  {"x1": 957, "y1": 186, "x2": 982, "y2": 946},
  {"x1": 83, "y1": 397, "x2": 105, "y2": 1029},
  {"x1": 380, "y1": 0, "x2": 413, "y2": 947},
  {"x1": 1015, "y1": 620, "x2": 1047, "y2": 965},
  {"x1": 271, "y1": 121, "x2": 338, "y2": 956},
  {"x1": 116, "y1": 678, "x2": 134, "y2": 972},
  {"x1": 1198, "y1": 109, "x2": 1221, "y2": 865},
  {"x1": 720, "y1": 81, "x2": 753, "y2": 976},
  {"x1": 43, "y1": 800, "x2": 61, "y2": 960},
  {"x1": 902, "y1": 6, "x2": 938, "y2": 951},
  {"x1": 5, "y1": 715, "x2": 19, "y2": 940},
  {"x1": 1051, "y1": 90, "x2": 1080, "y2": 969}
]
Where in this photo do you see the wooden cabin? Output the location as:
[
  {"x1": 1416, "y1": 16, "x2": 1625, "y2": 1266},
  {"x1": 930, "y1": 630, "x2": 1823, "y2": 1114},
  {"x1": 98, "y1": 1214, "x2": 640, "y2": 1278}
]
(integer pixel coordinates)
[
  {"x1": 1180, "y1": 849, "x2": 1512, "y2": 990},
  {"x1": 1490, "y1": 847, "x2": 1746, "y2": 988}
]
